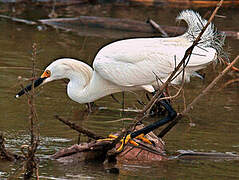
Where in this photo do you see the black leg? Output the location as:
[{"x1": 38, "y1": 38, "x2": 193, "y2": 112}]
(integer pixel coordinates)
[
  {"x1": 149, "y1": 92, "x2": 170, "y2": 117},
  {"x1": 116, "y1": 94, "x2": 177, "y2": 152},
  {"x1": 130, "y1": 98, "x2": 177, "y2": 139}
]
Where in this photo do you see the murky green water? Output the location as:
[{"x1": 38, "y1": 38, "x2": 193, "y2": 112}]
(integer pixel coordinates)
[{"x1": 0, "y1": 3, "x2": 239, "y2": 179}]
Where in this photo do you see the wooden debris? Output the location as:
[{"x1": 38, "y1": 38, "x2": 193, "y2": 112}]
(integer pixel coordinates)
[
  {"x1": 0, "y1": 133, "x2": 24, "y2": 161},
  {"x1": 0, "y1": 14, "x2": 238, "y2": 39},
  {"x1": 51, "y1": 124, "x2": 167, "y2": 163},
  {"x1": 38, "y1": 16, "x2": 187, "y2": 37},
  {"x1": 38, "y1": 16, "x2": 239, "y2": 39},
  {"x1": 55, "y1": 115, "x2": 104, "y2": 140},
  {"x1": 176, "y1": 151, "x2": 239, "y2": 160}
]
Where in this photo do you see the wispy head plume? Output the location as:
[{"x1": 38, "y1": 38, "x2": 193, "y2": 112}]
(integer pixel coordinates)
[{"x1": 177, "y1": 10, "x2": 227, "y2": 60}]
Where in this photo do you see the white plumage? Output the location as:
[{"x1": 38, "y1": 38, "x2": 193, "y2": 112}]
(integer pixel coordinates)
[{"x1": 16, "y1": 10, "x2": 225, "y2": 104}]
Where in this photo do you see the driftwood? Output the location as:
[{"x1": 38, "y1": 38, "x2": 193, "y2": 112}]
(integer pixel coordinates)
[
  {"x1": 51, "y1": 118, "x2": 239, "y2": 164},
  {"x1": 38, "y1": 16, "x2": 239, "y2": 38},
  {"x1": 0, "y1": 14, "x2": 238, "y2": 39},
  {"x1": 51, "y1": 122, "x2": 167, "y2": 163},
  {"x1": 176, "y1": 151, "x2": 239, "y2": 160},
  {"x1": 0, "y1": 133, "x2": 24, "y2": 161}
]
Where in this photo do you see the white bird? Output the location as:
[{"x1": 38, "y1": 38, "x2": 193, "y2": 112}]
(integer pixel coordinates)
[{"x1": 16, "y1": 10, "x2": 225, "y2": 105}]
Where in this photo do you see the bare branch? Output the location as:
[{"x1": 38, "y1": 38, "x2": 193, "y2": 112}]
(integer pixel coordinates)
[
  {"x1": 55, "y1": 115, "x2": 104, "y2": 140},
  {"x1": 159, "y1": 55, "x2": 239, "y2": 138}
]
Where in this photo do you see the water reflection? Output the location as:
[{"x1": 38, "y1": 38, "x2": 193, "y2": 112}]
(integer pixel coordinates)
[{"x1": 0, "y1": 4, "x2": 239, "y2": 179}]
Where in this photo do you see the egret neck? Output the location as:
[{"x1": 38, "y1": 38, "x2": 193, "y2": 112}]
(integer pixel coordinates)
[{"x1": 67, "y1": 70, "x2": 122, "y2": 104}]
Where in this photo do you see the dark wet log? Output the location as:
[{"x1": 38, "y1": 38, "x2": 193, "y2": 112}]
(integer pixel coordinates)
[
  {"x1": 0, "y1": 133, "x2": 24, "y2": 161},
  {"x1": 176, "y1": 151, "x2": 239, "y2": 160},
  {"x1": 51, "y1": 124, "x2": 167, "y2": 163},
  {"x1": 130, "y1": 0, "x2": 239, "y2": 7},
  {"x1": 39, "y1": 16, "x2": 239, "y2": 39},
  {"x1": 38, "y1": 16, "x2": 185, "y2": 36},
  {"x1": 0, "y1": 14, "x2": 237, "y2": 39},
  {"x1": 116, "y1": 125, "x2": 166, "y2": 163},
  {"x1": 51, "y1": 141, "x2": 113, "y2": 163},
  {"x1": 55, "y1": 115, "x2": 104, "y2": 140}
]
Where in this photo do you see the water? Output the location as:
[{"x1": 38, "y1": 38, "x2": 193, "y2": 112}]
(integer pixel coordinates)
[{"x1": 0, "y1": 3, "x2": 239, "y2": 179}]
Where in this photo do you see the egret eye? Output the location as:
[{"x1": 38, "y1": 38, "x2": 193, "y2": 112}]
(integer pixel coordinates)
[{"x1": 45, "y1": 70, "x2": 51, "y2": 77}]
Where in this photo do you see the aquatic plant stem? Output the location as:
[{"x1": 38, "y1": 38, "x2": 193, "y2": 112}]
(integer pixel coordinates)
[{"x1": 23, "y1": 43, "x2": 40, "y2": 180}]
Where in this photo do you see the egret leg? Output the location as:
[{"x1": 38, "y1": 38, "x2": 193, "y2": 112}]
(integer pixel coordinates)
[
  {"x1": 131, "y1": 100, "x2": 176, "y2": 138},
  {"x1": 122, "y1": 92, "x2": 125, "y2": 112},
  {"x1": 86, "y1": 102, "x2": 95, "y2": 113},
  {"x1": 117, "y1": 97, "x2": 177, "y2": 151},
  {"x1": 149, "y1": 92, "x2": 170, "y2": 117}
]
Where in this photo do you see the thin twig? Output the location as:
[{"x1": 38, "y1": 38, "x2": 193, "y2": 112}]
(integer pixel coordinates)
[
  {"x1": 148, "y1": 19, "x2": 169, "y2": 37},
  {"x1": 220, "y1": 78, "x2": 239, "y2": 89},
  {"x1": 23, "y1": 43, "x2": 40, "y2": 180},
  {"x1": 55, "y1": 115, "x2": 104, "y2": 140},
  {"x1": 158, "y1": 55, "x2": 239, "y2": 138},
  {"x1": 104, "y1": 118, "x2": 135, "y2": 123},
  {"x1": 219, "y1": 56, "x2": 239, "y2": 72}
]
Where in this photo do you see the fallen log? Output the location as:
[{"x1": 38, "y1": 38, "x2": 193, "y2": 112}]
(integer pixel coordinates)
[
  {"x1": 175, "y1": 151, "x2": 239, "y2": 160},
  {"x1": 38, "y1": 16, "x2": 239, "y2": 39},
  {"x1": 51, "y1": 123, "x2": 167, "y2": 163},
  {"x1": 38, "y1": 16, "x2": 165, "y2": 34},
  {"x1": 51, "y1": 121, "x2": 239, "y2": 164},
  {"x1": 0, "y1": 14, "x2": 238, "y2": 39}
]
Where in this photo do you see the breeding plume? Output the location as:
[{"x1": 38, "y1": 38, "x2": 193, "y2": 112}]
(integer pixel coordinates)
[{"x1": 16, "y1": 10, "x2": 225, "y2": 104}]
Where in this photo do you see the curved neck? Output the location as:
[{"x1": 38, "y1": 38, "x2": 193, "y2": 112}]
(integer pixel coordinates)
[{"x1": 67, "y1": 71, "x2": 122, "y2": 104}]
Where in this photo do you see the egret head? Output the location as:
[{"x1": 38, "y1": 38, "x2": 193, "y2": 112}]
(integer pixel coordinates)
[{"x1": 15, "y1": 58, "x2": 78, "y2": 98}]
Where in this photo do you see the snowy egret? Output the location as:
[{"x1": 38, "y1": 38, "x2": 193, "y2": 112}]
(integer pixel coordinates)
[
  {"x1": 16, "y1": 10, "x2": 225, "y2": 102},
  {"x1": 16, "y1": 10, "x2": 225, "y2": 150}
]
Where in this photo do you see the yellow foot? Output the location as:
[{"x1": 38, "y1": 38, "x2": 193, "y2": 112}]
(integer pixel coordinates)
[
  {"x1": 97, "y1": 133, "x2": 152, "y2": 152},
  {"x1": 96, "y1": 134, "x2": 117, "y2": 142},
  {"x1": 135, "y1": 134, "x2": 152, "y2": 145},
  {"x1": 117, "y1": 134, "x2": 137, "y2": 152},
  {"x1": 117, "y1": 133, "x2": 152, "y2": 152}
]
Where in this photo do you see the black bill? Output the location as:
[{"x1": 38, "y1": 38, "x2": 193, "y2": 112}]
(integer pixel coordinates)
[{"x1": 15, "y1": 77, "x2": 46, "y2": 98}]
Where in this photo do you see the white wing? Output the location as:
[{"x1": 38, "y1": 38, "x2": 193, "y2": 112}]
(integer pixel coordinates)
[{"x1": 93, "y1": 38, "x2": 216, "y2": 86}]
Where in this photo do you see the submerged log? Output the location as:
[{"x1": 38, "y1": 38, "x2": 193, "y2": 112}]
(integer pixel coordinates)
[
  {"x1": 0, "y1": 14, "x2": 238, "y2": 39},
  {"x1": 39, "y1": 16, "x2": 239, "y2": 39},
  {"x1": 38, "y1": 16, "x2": 186, "y2": 36},
  {"x1": 176, "y1": 151, "x2": 239, "y2": 160},
  {"x1": 51, "y1": 124, "x2": 167, "y2": 163}
]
